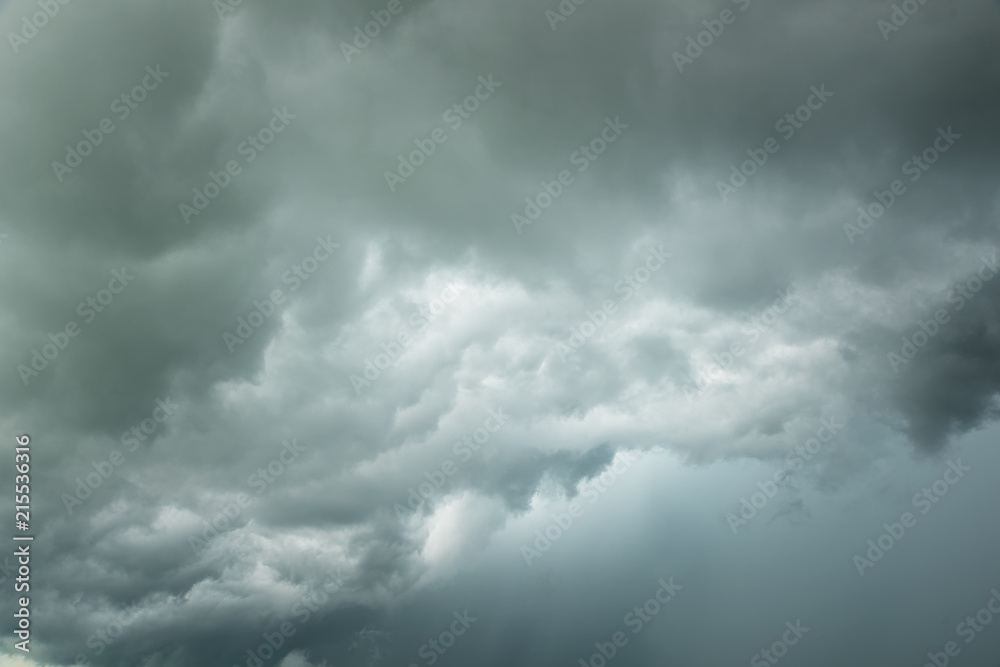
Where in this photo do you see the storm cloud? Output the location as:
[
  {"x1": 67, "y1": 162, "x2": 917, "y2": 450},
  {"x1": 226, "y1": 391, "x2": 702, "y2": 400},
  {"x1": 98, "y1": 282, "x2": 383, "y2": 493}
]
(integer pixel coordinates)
[{"x1": 1, "y1": 0, "x2": 999, "y2": 664}]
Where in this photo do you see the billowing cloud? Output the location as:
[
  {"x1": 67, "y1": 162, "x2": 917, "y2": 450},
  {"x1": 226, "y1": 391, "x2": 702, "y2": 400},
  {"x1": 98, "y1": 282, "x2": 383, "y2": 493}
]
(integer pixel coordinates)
[{"x1": 1, "y1": 0, "x2": 999, "y2": 664}]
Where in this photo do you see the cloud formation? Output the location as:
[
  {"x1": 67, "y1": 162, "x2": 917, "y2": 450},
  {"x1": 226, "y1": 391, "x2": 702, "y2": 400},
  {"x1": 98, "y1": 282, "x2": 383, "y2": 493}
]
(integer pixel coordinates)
[{"x1": 1, "y1": 0, "x2": 999, "y2": 664}]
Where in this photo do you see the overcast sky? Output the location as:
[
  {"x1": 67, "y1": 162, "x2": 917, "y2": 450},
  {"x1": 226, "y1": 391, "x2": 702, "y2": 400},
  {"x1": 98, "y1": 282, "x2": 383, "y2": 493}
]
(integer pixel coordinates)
[{"x1": 2, "y1": 0, "x2": 1000, "y2": 665}]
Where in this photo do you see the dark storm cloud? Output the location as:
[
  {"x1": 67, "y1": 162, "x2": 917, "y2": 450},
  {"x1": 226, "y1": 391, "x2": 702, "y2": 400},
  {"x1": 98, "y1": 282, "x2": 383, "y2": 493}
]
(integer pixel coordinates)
[
  {"x1": 0, "y1": 0, "x2": 999, "y2": 664},
  {"x1": 877, "y1": 259, "x2": 1000, "y2": 449}
]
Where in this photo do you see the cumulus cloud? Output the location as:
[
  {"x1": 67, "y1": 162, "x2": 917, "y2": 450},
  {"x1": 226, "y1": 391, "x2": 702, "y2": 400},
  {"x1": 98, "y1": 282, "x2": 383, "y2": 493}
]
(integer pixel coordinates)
[{"x1": 1, "y1": 0, "x2": 999, "y2": 664}]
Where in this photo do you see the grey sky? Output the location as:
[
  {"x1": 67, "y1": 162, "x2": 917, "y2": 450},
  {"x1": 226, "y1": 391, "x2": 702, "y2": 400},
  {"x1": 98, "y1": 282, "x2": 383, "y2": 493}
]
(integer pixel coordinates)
[{"x1": 1, "y1": 0, "x2": 999, "y2": 665}]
